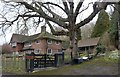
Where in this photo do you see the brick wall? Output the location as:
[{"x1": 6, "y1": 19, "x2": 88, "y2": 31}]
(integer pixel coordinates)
[
  {"x1": 11, "y1": 37, "x2": 62, "y2": 54},
  {"x1": 31, "y1": 39, "x2": 47, "y2": 54},
  {"x1": 31, "y1": 39, "x2": 62, "y2": 54},
  {"x1": 47, "y1": 40, "x2": 62, "y2": 54},
  {"x1": 11, "y1": 43, "x2": 24, "y2": 52}
]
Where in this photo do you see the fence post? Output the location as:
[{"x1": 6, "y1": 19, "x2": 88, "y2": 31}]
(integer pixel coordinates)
[
  {"x1": 25, "y1": 52, "x2": 34, "y2": 72},
  {"x1": 30, "y1": 52, "x2": 34, "y2": 72},
  {"x1": 62, "y1": 52, "x2": 64, "y2": 62},
  {"x1": 71, "y1": 52, "x2": 73, "y2": 60},
  {"x1": 62, "y1": 52, "x2": 64, "y2": 64},
  {"x1": 54, "y1": 54, "x2": 58, "y2": 67},
  {"x1": 44, "y1": 54, "x2": 47, "y2": 67}
]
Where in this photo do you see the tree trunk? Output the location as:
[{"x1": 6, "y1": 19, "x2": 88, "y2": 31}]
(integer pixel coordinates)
[
  {"x1": 69, "y1": 30, "x2": 79, "y2": 60},
  {"x1": 115, "y1": 3, "x2": 120, "y2": 50},
  {"x1": 118, "y1": 2, "x2": 120, "y2": 50}
]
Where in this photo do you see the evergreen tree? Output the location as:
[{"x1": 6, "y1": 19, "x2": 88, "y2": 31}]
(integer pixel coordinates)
[
  {"x1": 91, "y1": 10, "x2": 109, "y2": 37},
  {"x1": 108, "y1": 5, "x2": 119, "y2": 49}
]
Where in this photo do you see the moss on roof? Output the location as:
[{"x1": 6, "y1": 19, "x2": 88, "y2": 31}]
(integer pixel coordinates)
[
  {"x1": 35, "y1": 32, "x2": 61, "y2": 40},
  {"x1": 11, "y1": 34, "x2": 29, "y2": 43},
  {"x1": 11, "y1": 32, "x2": 63, "y2": 43}
]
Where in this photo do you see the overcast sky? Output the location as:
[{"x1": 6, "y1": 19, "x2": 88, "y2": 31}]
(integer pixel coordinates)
[{"x1": 0, "y1": 0, "x2": 113, "y2": 45}]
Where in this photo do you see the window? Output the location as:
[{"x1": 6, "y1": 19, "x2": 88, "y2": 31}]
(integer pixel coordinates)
[
  {"x1": 56, "y1": 41, "x2": 60, "y2": 45},
  {"x1": 24, "y1": 42, "x2": 31, "y2": 47},
  {"x1": 47, "y1": 39, "x2": 52, "y2": 44},
  {"x1": 47, "y1": 48, "x2": 52, "y2": 55},
  {"x1": 11, "y1": 42, "x2": 16, "y2": 47},
  {"x1": 35, "y1": 40, "x2": 40, "y2": 44},
  {"x1": 34, "y1": 49, "x2": 40, "y2": 54}
]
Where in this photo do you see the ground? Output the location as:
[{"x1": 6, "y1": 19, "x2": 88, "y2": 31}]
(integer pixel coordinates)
[{"x1": 1, "y1": 51, "x2": 119, "y2": 75}]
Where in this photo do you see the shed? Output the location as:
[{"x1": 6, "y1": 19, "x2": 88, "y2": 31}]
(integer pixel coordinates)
[{"x1": 78, "y1": 37, "x2": 100, "y2": 54}]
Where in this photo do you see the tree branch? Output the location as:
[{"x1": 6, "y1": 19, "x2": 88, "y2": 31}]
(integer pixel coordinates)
[
  {"x1": 46, "y1": 20, "x2": 69, "y2": 36},
  {"x1": 19, "y1": 2, "x2": 68, "y2": 29},
  {"x1": 74, "y1": 0, "x2": 84, "y2": 19},
  {"x1": 62, "y1": 0, "x2": 69, "y2": 14},
  {"x1": 43, "y1": 2, "x2": 67, "y2": 14},
  {"x1": 38, "y1": 2, "x2": 68, "y2": 22},
  {"x1": 79, "y1": 2, "x2": 93, "y2": 14},
  {"x1": 76, "y1": 2, "x2": 108, "y2": 29}
]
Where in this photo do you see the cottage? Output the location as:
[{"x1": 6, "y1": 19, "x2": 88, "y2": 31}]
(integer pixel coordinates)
[
  {"x1": 10, "y1": 26, "x2": 63, "y2": 55},
  {"x1": 78, "y1": 37, "x2": 100, "y2": 54}
]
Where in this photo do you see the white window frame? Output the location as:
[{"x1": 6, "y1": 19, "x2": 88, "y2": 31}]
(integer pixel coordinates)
[
  {"x1": 34, "y1": 49, "x2": 40, "y2": 54},
  {"x1": 47, "y1": 39, "x2": 52, "y2": 44},
  {"x1": 11, "y1": 42, "x2": 17, "y2": 47},
  {"x1": 47, "y1": 48, "x2": 52, "y2": 55}
]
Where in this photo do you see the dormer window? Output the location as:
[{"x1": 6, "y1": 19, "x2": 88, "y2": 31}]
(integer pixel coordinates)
[
  {"x1": 11, "y1": 42, "x2": 17, "y2": 48},
  {"x1": 47, "y1": 39, "x2": 52, "y2": 44},
  {"x1": 24, "y1": 42, "x2": 31, "y2": 47}
]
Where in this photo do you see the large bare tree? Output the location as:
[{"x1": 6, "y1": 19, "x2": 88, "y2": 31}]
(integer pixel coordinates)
[{"x1": 0, "y1": 0, "x2": 119, "y2": 59}]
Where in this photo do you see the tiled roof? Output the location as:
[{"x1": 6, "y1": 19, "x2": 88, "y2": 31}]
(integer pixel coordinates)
[
  {"x1": 10, "y1": 31, "x2": 62, "y2": 43},
  {"x1": 10, "y1": 34, "x2": 29, "y2": 43},
  {"x1": 78, "y1": 37, "x2": 100, "y2": 47}
]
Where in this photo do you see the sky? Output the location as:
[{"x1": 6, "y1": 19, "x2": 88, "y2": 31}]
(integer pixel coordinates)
[{"x1": 0, "y1": 0, "x2": 113, "y2": 45}]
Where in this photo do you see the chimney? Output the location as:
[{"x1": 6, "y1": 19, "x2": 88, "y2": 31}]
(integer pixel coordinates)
[{"x1": 41, "y1": 26, "x2": 46, "y2": 33}]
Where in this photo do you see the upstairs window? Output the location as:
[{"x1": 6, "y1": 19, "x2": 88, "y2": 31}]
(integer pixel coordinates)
[
  {"x1": 47, "y1": 39, "x2": 52, "y2": 44},
  {"x1": 35, "y1": 40, "x2": 40, "y2": 44},
  {"x1": 47, "y1": 48, "x2": 52, "y2": 55},
  {"x1": 56, "y1": 41, "x2": 60, "y2": 45},
  {"x1": 11, "y1": 42, "x2": 17, "y2": 48},
  {"x1": 24, "y1": 42, "x2": 31, "y2": 47}
]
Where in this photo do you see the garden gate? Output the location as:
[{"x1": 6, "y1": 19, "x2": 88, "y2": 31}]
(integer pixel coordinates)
[{"x1": 25, "y1": 52, "x2": 64, "y2": 72}]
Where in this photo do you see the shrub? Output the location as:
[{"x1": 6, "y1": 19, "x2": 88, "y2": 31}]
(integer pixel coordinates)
[
  {"x1": 96, "y1": 45, "x2": 106, "y2": 54},
  {"x1": 94, "y1": 45, "x2": 106, "y2": 57},
  {"x1": 109, "y1": 50, "x2": 119, "y2": 59}
]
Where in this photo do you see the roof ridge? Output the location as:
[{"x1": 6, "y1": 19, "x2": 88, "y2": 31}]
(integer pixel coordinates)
[{"x1": 13, "y1": 33, "x2": 29, "y2": 37}]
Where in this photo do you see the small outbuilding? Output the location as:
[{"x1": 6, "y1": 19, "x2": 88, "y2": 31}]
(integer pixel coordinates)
[{"x1": 78, "y1": 37, "x2": 100, "y2": 55}]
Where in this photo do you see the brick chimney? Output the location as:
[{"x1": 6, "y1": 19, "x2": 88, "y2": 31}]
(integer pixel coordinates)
[{"x1": 41, "y1": 26, "x2": 46, "y2": 33}]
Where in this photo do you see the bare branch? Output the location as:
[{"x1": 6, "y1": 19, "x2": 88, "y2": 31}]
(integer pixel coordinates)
[
  {"x1": 19, "y1": 2, "x2": 68, "y2": 29},
  {"x1": 46, "y1": 20, "x2": 69, "y2": 36},
  {"x1": 79, "y1": 2, "x2": 93, "y2": 14},
  {"x1": 38, "y1": 2, "x2": 68, "y2": 22},
  {"x1": 76, "y1": 2, "x2": 108, "y2": 29},
  {"x1": 74, "y1": 0, "x2": 84, "y2": 18},
  {"x1": 62, "y1": 0, "x2": 69, "y2": 14},
  {"x1": 110, "y1": 4, "x2": 120, "y2": 14},
  {"x1": 43, "y1": 2, "x2": 67, "y2": 14}
]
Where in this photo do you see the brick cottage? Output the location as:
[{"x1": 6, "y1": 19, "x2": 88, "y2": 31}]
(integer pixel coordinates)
[{"x1": 10, "y1": 26, "x2": 63, "y2": 55}]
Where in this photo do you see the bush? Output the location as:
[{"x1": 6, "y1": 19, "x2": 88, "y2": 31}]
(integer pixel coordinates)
[
  {"x1": 109, "y1": 50, "x2": 119, "y2": 59},
  {"x1": 95, "y1": 45, "x2": 106, "y2": 56},
  {"x1": 96, "y1": 45, "x2": 106, "y2": 53}
]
